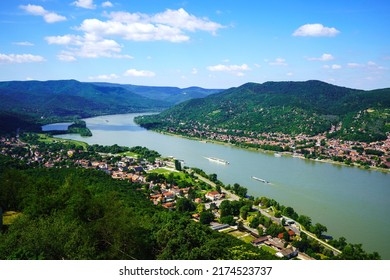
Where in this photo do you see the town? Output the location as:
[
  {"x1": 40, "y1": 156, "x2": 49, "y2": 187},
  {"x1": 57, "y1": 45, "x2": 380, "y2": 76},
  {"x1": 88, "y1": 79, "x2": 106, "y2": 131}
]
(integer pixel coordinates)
[
  {"x1": 163, "y1": 122, "x2": 390, "y2": 171},
  {"x1": 2, "y1": 132, "x2": 375, "y2": 260}
]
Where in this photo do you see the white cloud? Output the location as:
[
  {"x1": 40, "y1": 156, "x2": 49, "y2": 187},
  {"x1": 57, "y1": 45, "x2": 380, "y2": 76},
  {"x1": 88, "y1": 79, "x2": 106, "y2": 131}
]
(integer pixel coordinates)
[
  {"x1": 72, "y1": 0, "x2": 96, "y2": 9},
  {"x1": 324, "y1": 64, "x2": 342, "y2": 70},
  {"x1": 123, "y1": 69, "x2": 156, "y2": 77},
  {"x1": 347, "y1": 63, "x2": 363, "y2": 68},
  {"x1": 192, "y1": 68, "x2": 198, "y2": 75},
  {"x1": 269, "y1": 58, "x2": 287, "y2": 66},
  {"x1": 77, "y1": 8, "x2": 224, "y2": 43},
  {"x1": 88, "y1": 73, "x2": 119, "y2": 80},
  {"x1": 57, "y1": 51, "x2": 77, "y2": 62},
  {"x1": 207, "y1": 64, "x2": 250, "y2": 72},
  {"x1": 20, "y1": 4, "x2": 66, "y2": 23},
  {"x1": 152, "y1": 8, "x2": 224, "y2": 34},
  {"x1": 102, "y1": 1, "x2": 113, "y2": 8},
  {"x1": 331, "y1": 64, "x2": 342, "y2": 69},
  {"x1": 46, "y1": 34, "x2": 133, "y2": 60},
  {"x1": 13, "y1": 41, "x2": 34, "y2": 46},
  {"x1": 293, "y1": 23, "x2": 340, "y2": 37},
  {"x1": 307, "y1": 53, "x2": 335, "y2": 61},
  {"x1": 0, "y1": 53, "x2": 45, "y2": 64},
  {"x1": 287, "y1": 72, "x2": 294, "y2": 76}
]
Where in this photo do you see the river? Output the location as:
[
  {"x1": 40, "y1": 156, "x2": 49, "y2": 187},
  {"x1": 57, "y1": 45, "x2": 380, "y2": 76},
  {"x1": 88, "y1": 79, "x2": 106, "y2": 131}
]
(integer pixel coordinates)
[{"x1": 54, "y1": 113, "x2": 390, "y2": 259}]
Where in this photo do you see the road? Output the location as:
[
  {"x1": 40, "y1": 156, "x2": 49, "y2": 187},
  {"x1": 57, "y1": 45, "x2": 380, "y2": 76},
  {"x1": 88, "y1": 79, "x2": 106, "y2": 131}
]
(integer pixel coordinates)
[{"x1": 194, "y1": 171, "x2": 342, "y2": 256}]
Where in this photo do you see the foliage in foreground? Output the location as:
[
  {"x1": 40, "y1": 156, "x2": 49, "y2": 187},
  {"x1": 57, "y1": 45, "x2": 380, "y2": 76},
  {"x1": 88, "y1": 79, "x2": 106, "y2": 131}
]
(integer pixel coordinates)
[{"x1": 0, "y1": 158, "x2": 276, "y2": 260}]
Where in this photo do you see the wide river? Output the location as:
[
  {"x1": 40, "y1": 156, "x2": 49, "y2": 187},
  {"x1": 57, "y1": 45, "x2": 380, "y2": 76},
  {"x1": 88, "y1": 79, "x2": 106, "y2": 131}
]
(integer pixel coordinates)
[{"x1": 54, "y1": 113, "x2": 390, "y2": 259}]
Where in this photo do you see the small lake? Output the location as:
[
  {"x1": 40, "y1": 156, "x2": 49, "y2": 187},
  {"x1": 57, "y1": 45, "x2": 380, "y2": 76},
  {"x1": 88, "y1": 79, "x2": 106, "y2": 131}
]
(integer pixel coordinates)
[{"x1": 55, "y1": 113, "x2": 390, "y2": 259}]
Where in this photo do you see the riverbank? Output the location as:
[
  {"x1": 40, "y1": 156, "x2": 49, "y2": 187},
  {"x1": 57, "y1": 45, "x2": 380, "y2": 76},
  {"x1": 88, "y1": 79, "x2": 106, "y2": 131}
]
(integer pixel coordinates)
[
  {"x1": 151, "y1": 129, "x2": 390, "y2": 174},
  {"x1": 53, "y1": 113, "x2": 390, "y2": 258}
]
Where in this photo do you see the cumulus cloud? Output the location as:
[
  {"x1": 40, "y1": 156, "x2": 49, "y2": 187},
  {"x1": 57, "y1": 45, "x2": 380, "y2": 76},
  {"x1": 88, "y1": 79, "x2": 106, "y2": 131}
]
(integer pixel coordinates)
[
  {"x1": 102, "y1": 1, "x2": 113, "y2": 8},
  {"x1": 192, "y1": 68, "x2": 198, "y2": 75},
  {"x1": 293, "y1": 23, "x2": 340, "y2": 37},
  {"x1": 269, "y1": 58, "x2": 287, "y2": 66},
  {"x1": 46, "y1": 8, "x2": 224, "y2": 60},
  {"x1": 20, "y1": 4, "x2": 66, "y2": 23},
  {"x1": 72, "y1": 0, "x2": 96, "y2": 9},
  {"x1": 123, "y1": 69, "x2": 156, "y2": 77},
  {"x1": 88, "y1": 73, "x2": 119, "y2": 80},
  {"x1": 46, "y1": 34, "x2": 133, "y2": 60},
  {"x1": 76, "y1": 8, "x2": 224, "y2": 43},
  {"x1": 307, "y1": 53, "x2": 334, "y2": 61},
  {"x1": 207, "y1": 64, "x2": 250, "y2": 72},
  {"x1": 0, "y1": 53, "x2": 45, "y2": 64}
]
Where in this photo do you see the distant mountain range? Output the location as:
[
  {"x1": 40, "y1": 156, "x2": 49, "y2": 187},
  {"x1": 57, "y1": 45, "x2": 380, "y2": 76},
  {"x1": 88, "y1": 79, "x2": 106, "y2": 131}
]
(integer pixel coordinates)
[
  {"x1": 136, "y1": 80, "x2": 390, "y2": 142},
  {"x1": 91, "y1": 82, "x2": 222, "y2": 105},
  {"x1": 0, "y1": 79, "x2": 221, "y2": 133}
]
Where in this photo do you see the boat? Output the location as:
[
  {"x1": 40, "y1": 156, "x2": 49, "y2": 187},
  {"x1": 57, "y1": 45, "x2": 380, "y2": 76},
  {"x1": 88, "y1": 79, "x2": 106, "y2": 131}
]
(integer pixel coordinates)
[
  {"x1": 274, "y1": 153, "x2": 281, "y2": 157},
  {"x1": 251, "y1": 176, "x2": 269, "y2": 184},
  {"x1": 204, "y1": 156, "x2": 229, "y2": 165}
]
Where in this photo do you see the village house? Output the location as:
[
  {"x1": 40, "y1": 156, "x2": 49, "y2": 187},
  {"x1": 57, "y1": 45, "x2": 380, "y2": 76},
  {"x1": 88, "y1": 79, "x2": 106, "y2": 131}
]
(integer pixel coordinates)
[
  {"x1": 275, "y1": 247, "x2": 299, "y2": 259},
  {"x1": 205, "y1": 191, "x2": 221, "y2": 201},
  {"x1": 251, "y1": 235, "x2": 272, "y2": 246}
]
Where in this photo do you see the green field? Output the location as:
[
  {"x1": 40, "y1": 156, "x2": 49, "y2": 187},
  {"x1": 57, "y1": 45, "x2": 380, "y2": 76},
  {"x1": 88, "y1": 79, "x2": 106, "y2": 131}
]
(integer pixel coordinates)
[{"x1": 37, "y1": 134, "x2": 88, "y2": 150}]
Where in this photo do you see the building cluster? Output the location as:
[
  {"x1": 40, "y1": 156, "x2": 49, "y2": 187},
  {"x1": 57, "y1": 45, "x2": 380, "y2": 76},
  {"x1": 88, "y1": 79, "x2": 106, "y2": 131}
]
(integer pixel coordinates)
[
  {"x1": 167, "y1": 125, "x2": 390, "y2": 169},
  {"x1": 0, "y1": 135, "x2": 328, "y2": 259}
]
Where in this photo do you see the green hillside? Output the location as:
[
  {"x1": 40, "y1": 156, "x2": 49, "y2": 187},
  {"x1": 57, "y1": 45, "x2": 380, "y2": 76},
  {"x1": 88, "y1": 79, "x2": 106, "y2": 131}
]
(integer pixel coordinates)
[
  {"x1": 0, "y1": 157, "x2": 276, "y2": 260},
  {"x1": 91, "y1": 82, "x2": 222, "y2": 105},
  {"x1": 0, "y1": 80, "x2": 169, "y2": 127},
  {"x1": 135, "y1": 80, "x2": 390, "y2": 142}
]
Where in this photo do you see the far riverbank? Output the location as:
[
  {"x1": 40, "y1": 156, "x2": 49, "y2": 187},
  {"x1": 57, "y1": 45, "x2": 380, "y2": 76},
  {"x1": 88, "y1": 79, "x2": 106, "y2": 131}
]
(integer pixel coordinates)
[{"x1": 149, "y1": 129, "x2": 390, "y2": 174}]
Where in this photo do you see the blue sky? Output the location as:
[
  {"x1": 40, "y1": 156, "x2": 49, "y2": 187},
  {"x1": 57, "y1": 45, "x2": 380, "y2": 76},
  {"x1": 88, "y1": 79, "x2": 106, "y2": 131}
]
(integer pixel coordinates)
[{"x1": 1, "y1": 0, "x2": 389, "y2": 89}]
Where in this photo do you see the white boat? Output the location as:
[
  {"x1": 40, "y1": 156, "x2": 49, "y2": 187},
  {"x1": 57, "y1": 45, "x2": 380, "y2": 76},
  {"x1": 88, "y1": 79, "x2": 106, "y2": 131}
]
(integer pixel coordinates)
[
  {"x1": 274, "y1": 153, "x2": 281, "y2": 157},
  {"x1": 204, "y1": 156, "x2": 229, "y2": 165},
  {"x1": 251, "y1": 176, "x2": 269, "y2": 184}
]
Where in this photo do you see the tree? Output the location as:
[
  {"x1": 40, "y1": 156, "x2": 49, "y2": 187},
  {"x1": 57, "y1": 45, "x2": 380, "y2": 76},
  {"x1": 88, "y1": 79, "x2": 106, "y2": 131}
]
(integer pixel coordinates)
[
  {"x1": 297, "y1": 215, "x2": 312, "y2": 229},
  {"x1": 311, "y1": 223, "x2": 327, "y2": 238},
  {"x1": 240, "y1": 205, "x2": 250, "y2": 220},
  {"x1": 199, "y1": 211, "x2": 214, "y2": 225},
  {"x1": 220, "y1": 215, "x2": 235, "y2": 226},
  {"x1": 174, "y1": 159, "x2": 182, "y2": 171},
  {"x1": 282, "y1": 206, "x2": 298, "y2": 220},
  {"x1": 249, "y1": 214, "x2": 260, "y2": 229},
  {"x1": 196, "y1": 203, "x2": 205, "y2": 213},
  {"x1": 219, "y1": 200, "x2": 232, "y2": 218},
  {"x1": 176, "y1": 198, "x2": 195, "y2": 213},
  {"x1": 208, "y1": 173, "x2": 218, "y2": 183}
]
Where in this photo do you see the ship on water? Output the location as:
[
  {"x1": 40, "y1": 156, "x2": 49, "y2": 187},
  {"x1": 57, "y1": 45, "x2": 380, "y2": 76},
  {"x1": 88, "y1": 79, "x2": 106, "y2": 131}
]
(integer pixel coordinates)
[
  {"x1": 251, "y1": 176, "x2": 270, "y2": 184},
  {"x1": 204, "y1": 156, "x2": 229, "y2": 165}
]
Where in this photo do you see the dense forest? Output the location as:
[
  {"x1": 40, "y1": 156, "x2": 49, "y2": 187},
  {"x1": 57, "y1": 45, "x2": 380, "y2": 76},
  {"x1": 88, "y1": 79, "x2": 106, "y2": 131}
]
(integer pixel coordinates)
[
  {"x1": 0, "y1": 80, "x2": 169, "y2": 133},
  {"x1": 136, "y1": 80, "x2": 390, "y2": 142},
  {"x1": 0, "y1": 156, "x2": 276, "y2": 260}
]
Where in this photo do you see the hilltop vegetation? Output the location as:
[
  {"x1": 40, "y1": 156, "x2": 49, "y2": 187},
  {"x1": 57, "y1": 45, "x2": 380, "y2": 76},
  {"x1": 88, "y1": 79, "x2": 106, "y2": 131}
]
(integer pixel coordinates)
[
  {"x1": 0, "y1": 80, "x2": 221, "y2": 135},
  {"x1": 136, "y1": 80, "x2": 390, "y2": 142},
  {"x1": 0, "y1": 156, "x2": 276, "y2": 260},
  {"x1": 0, "y1": 80, "x2": 169, "y2": 133},
  {"x1": 92, "y1": 82, "x2": 222, "y2": 105}
]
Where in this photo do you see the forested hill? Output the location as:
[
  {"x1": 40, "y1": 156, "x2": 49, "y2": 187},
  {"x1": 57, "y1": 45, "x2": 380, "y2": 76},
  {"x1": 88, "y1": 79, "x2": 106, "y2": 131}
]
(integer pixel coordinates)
[
  {"x1": 0, "y1": 80, "x2": 169, "y2": 125},
  {"x1": 136, "y1": 80, "x2": 390, "y2": 142},
  {"x1": 91, "y1": 82, "x2": 223, "y2": 105},
  {"x1": 0, "y1": 156, "x2": 276, "y2": 260}
]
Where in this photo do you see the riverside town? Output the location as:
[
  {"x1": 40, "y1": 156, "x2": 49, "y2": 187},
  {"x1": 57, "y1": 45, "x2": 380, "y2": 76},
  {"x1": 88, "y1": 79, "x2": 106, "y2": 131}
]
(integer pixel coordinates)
[{"x1": 0, "y1": 132, "x2": 381, "y2": 260}]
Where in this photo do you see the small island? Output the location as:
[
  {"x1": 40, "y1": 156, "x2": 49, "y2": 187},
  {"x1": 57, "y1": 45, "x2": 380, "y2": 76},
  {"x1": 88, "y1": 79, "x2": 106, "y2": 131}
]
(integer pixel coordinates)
[{"x1": 67, "y1": 120, "x2": 92, "y2": 137}]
